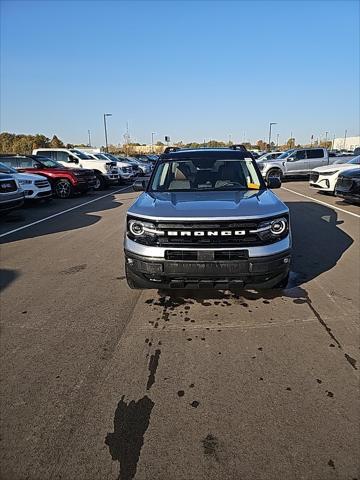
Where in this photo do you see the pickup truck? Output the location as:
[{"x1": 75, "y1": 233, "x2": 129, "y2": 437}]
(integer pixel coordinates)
[
  {"x1": 257, "y1": 148, "x2": 350, "y2": 181},
  {"x1": 124, "y1": 146, "x2": 291, "y2": 290},
  {"x1": 33, "y1": 148, "x2": 119, "y2": 190}
]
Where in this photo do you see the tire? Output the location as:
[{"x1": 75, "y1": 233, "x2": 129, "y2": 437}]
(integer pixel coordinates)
[
  {"x1": 266, "y1": 169, "x2": 283, "y2": 182},
  {"x1": 94, "y1": 174, "x2": 106, "y2": 191},
  {"x1": 54, "y1": 179, "x2": 73, "y2": 199},
  {"x1": 273, "y1": 272, "x2": 289, "y2": 289}
]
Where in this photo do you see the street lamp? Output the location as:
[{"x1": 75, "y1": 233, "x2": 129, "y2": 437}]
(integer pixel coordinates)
[
  {"x1": 268, "y1": 122, "x2": 277, "y2": 151},
  {"x1": 103, "y1": 113, "x2": 112, "y2": 152},
  {"x1": 151, "y1": 132, "x2": 156, "y2": 153},
  {"x1": 88, "y1": 130, "x2": 91, "y2": 147},
  {"x1": 276, "y1": 133, "x2": 279, "y2": 148}
]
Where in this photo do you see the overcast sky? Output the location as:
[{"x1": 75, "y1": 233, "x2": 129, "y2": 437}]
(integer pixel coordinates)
[{"x1": 1, "y1": 0, "x2": 359, "y2": 146}]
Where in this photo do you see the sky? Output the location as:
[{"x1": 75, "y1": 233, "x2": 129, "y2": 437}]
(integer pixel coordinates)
[{"x1": 0, "y1": 0, "x2": 359, "y2": 147}]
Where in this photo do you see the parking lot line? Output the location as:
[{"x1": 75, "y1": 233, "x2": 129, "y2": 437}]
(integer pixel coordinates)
[
  {"x1": 281, "y1": 187, "x2": 360, "y2": 219},
  {"x1": 0, "y1": 186, "x2": 131, "y2": 239}
]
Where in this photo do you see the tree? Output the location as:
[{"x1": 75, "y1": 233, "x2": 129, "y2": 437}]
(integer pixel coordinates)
[
  {"x1": 286, "y1": 138, "x2": 295, "y2": 149},
  {"x1": 256, "y1": 140, "x2": 267, "y2": 151},
  {"x1": 49, "y1": 135, "x2": 64, "y2": 148}
]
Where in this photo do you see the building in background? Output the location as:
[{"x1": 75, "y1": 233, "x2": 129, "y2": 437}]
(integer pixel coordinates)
[{"x1": 332, "y1": 136, "x2": 360, "y2": 151}]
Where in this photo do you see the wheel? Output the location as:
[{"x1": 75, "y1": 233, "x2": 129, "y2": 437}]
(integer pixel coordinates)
[
  {"x1": 265, "y1": 169, "x2": 283, "y2": 182},
  {"x1": 94, "y1": 174, "x2": 106, "y2": 191},
  {"x1": 273, "y1": 272, "x2": 289, "y2": 289},
  {"x1": 54, "y1": 179, "x2": 73, "y2": 199}
]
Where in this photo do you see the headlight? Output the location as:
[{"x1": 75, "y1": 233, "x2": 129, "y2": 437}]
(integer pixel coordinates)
[
  {"x1": 128, "y1": 219, "x2": 158, "y2": 237},
  {"x1": 270, "y1": 218, "x2": 287, "y2": 235},
  {"x1": 18, "y1": 179, "x2": 33, "y2": 185},
  {"x1": 255, "y1": 216, "x2": 289, "y2": 241},
  {"x1": 320, "y1": 170, "x2": 339, "y2": 176}
]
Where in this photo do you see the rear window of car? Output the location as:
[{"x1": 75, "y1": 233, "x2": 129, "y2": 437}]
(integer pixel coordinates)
[{"x1": 306, "y1": 149, "x2": 324, "y2": 158}]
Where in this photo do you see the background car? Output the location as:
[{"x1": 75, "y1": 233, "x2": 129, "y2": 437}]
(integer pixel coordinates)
[
  {"x1": 257, "y1": 151, "x2": 282, "y2": 162},
  {"x1": 1, "y1": 155, "x2": 96, "y2": 199},
  {"x1": 0, "y1": 162, "x2": 52, "y2": 202},
  {"x1": 0, "y1": 173, "x2": 24, "y2": 214},
  {"x1": 335, "y1": 168, "x2": 360, "y2": 204},
  {"x1": 309, "y1": 155, "x2": 360, "y2": 194}
]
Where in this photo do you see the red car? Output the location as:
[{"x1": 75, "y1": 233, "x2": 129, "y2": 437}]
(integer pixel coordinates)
[{"x1": 0, "y1": 155, "x2": 97, "y2": 199}]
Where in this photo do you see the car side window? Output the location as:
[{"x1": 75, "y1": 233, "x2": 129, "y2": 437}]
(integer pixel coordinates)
[
  {"x1": 289, "y1": 150, "x2": 306, "y2": 161},
  {"x1": 17, "y1": 158, "x2": 34, "y2": 168},
  {"x1": 54, "y1": 151, "x2": 69, "y2": 163},
  {"x1": 307, "y1": 149, "x2": 324, "y2": 159}
]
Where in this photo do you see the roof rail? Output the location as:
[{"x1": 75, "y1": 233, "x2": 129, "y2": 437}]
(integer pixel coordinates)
[
  {"x1": 163, "y1": 146, "x2": 181, "y2": 154},
  {"x1": 229, "y1": 144, "x2": 248, "y2": 152}
]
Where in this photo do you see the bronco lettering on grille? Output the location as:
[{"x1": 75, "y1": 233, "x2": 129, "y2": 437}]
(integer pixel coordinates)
[{"x1": 165, "y1": 230, "x2": 246, "y2": 237}]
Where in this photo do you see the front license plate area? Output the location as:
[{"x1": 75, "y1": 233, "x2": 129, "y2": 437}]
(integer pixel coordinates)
[{"x1": 164, "y1": 261, "x2": 249, "y2": 276}]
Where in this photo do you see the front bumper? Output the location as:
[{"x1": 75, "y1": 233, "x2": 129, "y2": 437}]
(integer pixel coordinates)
[
  {"x1": 124, "y1": 235, "x2": 291, "y2": 289},
  {"x1": 104, "y1": 173, "x2": 120, "y2": 184},
  {"x1": 0, "y1": 194, "x2": 25, "y2": 212}
]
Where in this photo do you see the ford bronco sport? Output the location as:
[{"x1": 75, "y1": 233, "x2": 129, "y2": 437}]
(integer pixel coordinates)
[{"x1": 124, "y1": 146, "x2": 291, "y2": 290}]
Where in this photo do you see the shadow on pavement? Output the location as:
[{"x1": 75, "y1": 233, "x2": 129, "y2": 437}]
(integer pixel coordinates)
[
  {"x1": 0, "y1": 268, "x2": 19, "y2": 292},
  {"x1": 0, "y1": 193, "x2": 123, "y2": 245},
  {"x1": 157, "y1": 201, "x2": 354, "y2": 302}
]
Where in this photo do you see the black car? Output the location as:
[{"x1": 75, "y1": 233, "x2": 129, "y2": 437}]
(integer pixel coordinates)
[
  {"x1": 335, "y1": 168, "x2": 360, "y2": 204},
  {"x1": 0, "y1": 173, "x2": 25, "y2": 213}
]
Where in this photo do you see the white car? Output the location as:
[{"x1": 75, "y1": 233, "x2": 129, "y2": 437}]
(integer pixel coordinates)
[
  {"x1": 309, "y1": 155, "x2": 360, "y2": 193},
  {"x1": 0, "y1": 162, "x2": 52, "y2": 201}
]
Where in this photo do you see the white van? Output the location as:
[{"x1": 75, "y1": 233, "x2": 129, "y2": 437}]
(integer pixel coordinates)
[{"x1": 32, "y1": 148, "x2": 119, "y2": 190}]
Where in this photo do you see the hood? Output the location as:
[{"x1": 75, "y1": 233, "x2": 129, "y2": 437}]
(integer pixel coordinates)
[
  {"x1": 339, "y1": 167, "x2": 360, "y2": 178},
  {"x1": 313, "y1": 163, "x2": 358, "y2": 173},
  {"x1": 128, "y1": 189, "x2": 288, "y2": 221},
  {"x1": 15, "y1": 172, "x2": 49, "y2": 181}
]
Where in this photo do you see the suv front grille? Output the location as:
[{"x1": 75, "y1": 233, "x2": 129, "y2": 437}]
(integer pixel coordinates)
[
  {"x1": 310, "y1": 172, "x2": 319, "y2": 182},
  {"x1": 336, "y1": 177, "x2": 353, "y2": 191},
  {"x1": 0, "y1": 180, "x2": 17, "y2": 192},
  {"x1": 156, "y1": 220, "x2": 262, "y2": 247},
  {"x1": 165, "y1": 250, "x2": 249, "y2": 261}
]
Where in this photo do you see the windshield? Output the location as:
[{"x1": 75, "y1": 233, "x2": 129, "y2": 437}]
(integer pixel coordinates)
[
  {"x1": 149, "y1": 158, "x2": 264, "y2": 192},
  {"x1": 102, "y1": 153, "x2": 118, "y2": 162},
  {"x1": 35, "y1": 157, "x2": 64, "y2": 168},
  {"x1": 70, "y1": 149, "x2": 92, "y2": 160},
  {"x1": 0, "y1": 162, "x2": 17, "y2": 174},
  {"x1": 277, "y1": 149, "x2": 295, "y2": 159},
  {"x1": 348, "y1": 155, "x2": 360, "y2": 164},
  {"x1": 94, "y1": 153, "x2": 110, "y2": 161}
]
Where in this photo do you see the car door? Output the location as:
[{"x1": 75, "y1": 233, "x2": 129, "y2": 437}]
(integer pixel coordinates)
[
  {"x1": 285, "y1": 150, "x2": 308, "y2": 175},
  {"x1": 306, "y1": 149, "x2": 326, "y2": 170}
]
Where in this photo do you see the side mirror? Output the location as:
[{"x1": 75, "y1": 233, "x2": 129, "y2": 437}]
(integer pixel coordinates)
[
  {"x1": 267, "y1": 177, "x2": 281, "y2": 189},
  {"x1": 133, "y1": 179, "x2": 148, "y2": 191}
]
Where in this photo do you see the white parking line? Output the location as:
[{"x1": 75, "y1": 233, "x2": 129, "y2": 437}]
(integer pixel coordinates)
[
  {"x1": 281, "y1": 187, "x2": 360, "y2": 219},
  {"x1": 0, "y1": 186, "x2": 132, "y2": 239}
]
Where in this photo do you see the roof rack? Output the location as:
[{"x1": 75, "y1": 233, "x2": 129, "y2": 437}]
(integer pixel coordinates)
[
  {"x1": 163, "y1": 146, "x2": 181, "y2": 154},
  {"x1": 229, "y1": 144, "x2": 248, "y2": 152}
]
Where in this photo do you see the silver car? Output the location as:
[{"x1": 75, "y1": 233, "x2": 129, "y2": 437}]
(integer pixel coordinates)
[{"x1": 124, "y1": 146, "x2": 291, "y2": 290}]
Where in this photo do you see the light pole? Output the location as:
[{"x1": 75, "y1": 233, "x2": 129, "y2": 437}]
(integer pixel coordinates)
[
  {"x1": 268, "y1": 122, "x2": 277, "y2": 151},
  {"x1": 276, "y1": 133, "x2": 279, "y2": 148},
  {"x1": 325, "y1": 131, "x2": 328, "y2": 148},
  {"x1": 103, "y1": 113, "x2": 112, "y2": 152},
  {"x1": 344, "y1": 129, "x2": 347, "y2": 150},
  {"x1": 151, "y1": 132, "x2": 156, "y2": 153},
  {"x1": 88, "y1": 130, "x2": 91, "y2": 147}
]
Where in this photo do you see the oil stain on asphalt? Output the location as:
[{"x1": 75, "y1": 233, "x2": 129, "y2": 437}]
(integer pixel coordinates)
[
  {"x1": 146, "y1": 349, "x2": 161, "y2": 390},
  {"x1": 105, "y1": 395, "x2": 154, "y2": 480}
]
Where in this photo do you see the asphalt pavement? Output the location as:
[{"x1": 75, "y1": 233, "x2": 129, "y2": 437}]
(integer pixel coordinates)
[{"x1": 0, "y1": 181, "x2": 359, "y2": 480}]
